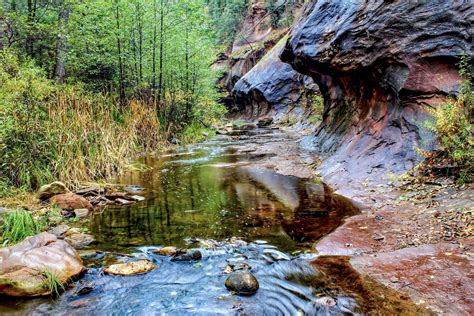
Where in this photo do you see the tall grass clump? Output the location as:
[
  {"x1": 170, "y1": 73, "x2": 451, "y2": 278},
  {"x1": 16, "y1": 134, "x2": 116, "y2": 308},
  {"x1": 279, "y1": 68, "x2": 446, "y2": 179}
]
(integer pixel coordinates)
[
  {"x1": 1, "y1": 210, "x2": 43, "y2": 244},
  {"x1": 0, "y1": 50, "x2": 164, "y2": 191}
]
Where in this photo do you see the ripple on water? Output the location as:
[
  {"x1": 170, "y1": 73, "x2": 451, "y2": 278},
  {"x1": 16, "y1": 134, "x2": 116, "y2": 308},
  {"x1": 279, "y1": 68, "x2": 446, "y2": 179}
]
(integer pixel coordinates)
[{"x1": 25, "y1": 243, "x2": 359, "y2": 315}]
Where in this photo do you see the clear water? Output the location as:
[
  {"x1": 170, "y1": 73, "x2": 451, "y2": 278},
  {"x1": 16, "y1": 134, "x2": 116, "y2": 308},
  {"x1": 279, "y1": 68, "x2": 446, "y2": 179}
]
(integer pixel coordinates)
[{"x1": 1, "y1": 129, "x2": 404, "y2": 315}]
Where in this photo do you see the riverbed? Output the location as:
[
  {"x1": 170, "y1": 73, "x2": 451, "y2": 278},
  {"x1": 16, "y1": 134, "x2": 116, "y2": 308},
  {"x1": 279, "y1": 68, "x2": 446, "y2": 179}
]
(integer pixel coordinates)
[{"x1": 0, "y1": 127, "x2": 421, "y2": 315}]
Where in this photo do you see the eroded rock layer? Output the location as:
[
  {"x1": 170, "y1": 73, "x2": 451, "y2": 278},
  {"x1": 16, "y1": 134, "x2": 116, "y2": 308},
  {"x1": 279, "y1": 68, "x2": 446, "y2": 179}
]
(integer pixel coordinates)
[
  {"x1": 281, "y1": 0, "x2": 473, "y2": 185},
  {"x1": 233, "y1": 35, "x2": 318, "y2": 118}
]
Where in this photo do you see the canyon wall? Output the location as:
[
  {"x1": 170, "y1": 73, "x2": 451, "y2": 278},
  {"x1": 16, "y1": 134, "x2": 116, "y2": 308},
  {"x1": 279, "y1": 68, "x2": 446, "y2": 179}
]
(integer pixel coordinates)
[{"x1": 279, "y1": 0, "x2": 473, "y2": 185}]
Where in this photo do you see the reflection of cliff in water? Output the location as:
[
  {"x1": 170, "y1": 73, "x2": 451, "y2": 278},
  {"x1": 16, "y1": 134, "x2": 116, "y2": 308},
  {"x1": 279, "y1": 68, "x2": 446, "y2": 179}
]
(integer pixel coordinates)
[{"x1": 90, "y1": 135, "x2": 358, "y2": 252}]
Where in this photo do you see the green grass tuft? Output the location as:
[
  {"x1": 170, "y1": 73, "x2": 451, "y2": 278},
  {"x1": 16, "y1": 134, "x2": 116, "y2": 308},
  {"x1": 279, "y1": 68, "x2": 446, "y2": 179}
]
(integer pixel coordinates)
[
  {"x1": 41, "y1": 271, "x2": 65, "y2": 297},
  {"x1": 1, "y1": 210, "x2": 43, "y2": 245}
]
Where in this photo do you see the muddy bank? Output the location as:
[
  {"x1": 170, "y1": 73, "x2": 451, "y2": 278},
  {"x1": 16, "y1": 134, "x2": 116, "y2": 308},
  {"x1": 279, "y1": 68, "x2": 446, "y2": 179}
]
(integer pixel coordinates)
[{"x1": 229, "y1": 124, "x2": 473, "y2": 314}]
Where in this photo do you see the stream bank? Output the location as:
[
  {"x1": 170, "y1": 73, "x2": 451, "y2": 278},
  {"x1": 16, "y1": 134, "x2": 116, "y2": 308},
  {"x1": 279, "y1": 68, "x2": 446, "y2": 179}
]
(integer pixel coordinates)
[{"x1": 230, "y1": 123, "x2": 473, "y2": 315}]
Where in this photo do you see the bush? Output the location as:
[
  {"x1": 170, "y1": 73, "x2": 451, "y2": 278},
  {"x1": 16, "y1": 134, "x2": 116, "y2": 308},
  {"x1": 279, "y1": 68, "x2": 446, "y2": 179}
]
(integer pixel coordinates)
[
  {"x1": 0, "y1": 50, "x2": 164, "y2": 191},
  {"x1": 422, "y1": 54, "x2": 473, "y2": 183}
]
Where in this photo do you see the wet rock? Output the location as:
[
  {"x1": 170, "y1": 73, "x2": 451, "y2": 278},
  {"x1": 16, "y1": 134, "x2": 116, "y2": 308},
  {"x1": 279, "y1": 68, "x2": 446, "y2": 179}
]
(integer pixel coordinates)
[
  {"x1": 74, "y1": 208, "x2": 89, "y2": 218},
  {"x1": 50, "y1": 193, "x2": 93, "y2": 212},
  {"x1": 128, "y1": 195, "x2": 145, "y2": 202},
  {"x1": 48, "y1": 224, "x2": 71, "y2": 237},
  {"x1": 263, "y1": 248, "x2": 291, "y2": 262},
  {"x1": 170, "y1": 249, "x2": 202, "y2": 262},
  {"x1": 64, "y1": 230, "x2": 95, "y2": 249},
  {"x1": 78, "y1": 249, "x2": 98, "y2": 260},
  {"x1": 38, "y1": 181, "x2": 69, "y2": 200},
  {"x1": 224, "y1": 263, "x2": 252, "y2": 274},
  {"x1": 104, "y1": 260, "x2": 156, "y2": 276},
  {"x1": 225, "y1": 271, "x2": 259, "y2": 295},
  {"x1": 115, "y1": 198, "x2": 134, "y2": 205},
  {"x1": 257, "y1": 117, "x2": 273, "y2": 127},
  {"x1": 152, "y1": 246, "x2": 178, "y2": 256},
  {"x1": 0, "y1": 232, "x2": 84, "y2": 297},
  {"x1": 315, "y1": 296, "x2": 337, "y2": 307},
  {"x1": 75, "y1": 281, "x2": 94, "y2": 295},
  {"x1": 75, "y1": 186, "x2": 102, "y2": 196},
  {"x1": 105, "y1": 192, "x2": 128, "y2": 200},
  {"x1": 281, "y1": 0, "x2": 473, "y2": 185}
]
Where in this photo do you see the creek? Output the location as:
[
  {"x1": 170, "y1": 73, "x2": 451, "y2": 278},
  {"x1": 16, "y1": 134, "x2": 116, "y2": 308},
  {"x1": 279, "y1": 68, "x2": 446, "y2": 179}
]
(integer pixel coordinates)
[{"x1": 2, "y1": 128, "x2": 369, "y2": 315}]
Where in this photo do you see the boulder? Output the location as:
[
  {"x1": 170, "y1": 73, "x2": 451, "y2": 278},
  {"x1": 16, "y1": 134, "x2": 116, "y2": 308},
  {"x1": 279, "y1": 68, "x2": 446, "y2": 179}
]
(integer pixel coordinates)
[
  {"x1": 281, "y1": 0, "x2": 473, "y2": 185},
  {"x1": 50, "y1": 193, "x2": 93, "y2": 211},
  {"x1": 104, "y1": 260, "x2": 156, "y2": 276},
  {"x1": 225, "y1": 271, "x2": 259, "y2": 295},
  {"x1": 0, "y1": 232, "x2": 84, "y2": 297},
  {"x1": 38, "y1": 181, "x2": 69, "y2": 200}
]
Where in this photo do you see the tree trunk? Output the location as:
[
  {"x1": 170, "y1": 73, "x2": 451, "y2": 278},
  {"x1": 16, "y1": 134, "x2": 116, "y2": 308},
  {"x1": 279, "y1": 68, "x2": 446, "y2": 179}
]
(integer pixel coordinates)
[
  {"x1": 54, "y1": 4, "x2": 69, "y2": 83},
  {"x1": 115, "y1": 0, "x2": 126, "y2": 104}
]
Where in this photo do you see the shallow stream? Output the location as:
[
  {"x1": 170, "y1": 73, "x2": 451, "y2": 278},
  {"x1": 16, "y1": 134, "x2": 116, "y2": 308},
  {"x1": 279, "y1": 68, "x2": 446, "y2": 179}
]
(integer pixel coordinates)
[{"x1": 2, "y1": 128, "x2": 404, "y2": 315}]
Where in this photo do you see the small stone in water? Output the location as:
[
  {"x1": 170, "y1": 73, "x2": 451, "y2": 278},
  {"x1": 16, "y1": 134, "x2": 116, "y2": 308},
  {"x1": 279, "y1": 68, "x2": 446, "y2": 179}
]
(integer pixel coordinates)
[
  {"x1": 315, "y1": 296, "x2": 336, "y2": 307},
  {"x1": 225, "y1": 271, "x2": 259, "y2": 295},
  {"x1": 153, "y1": 246, "x2": 178, "y2": 256},
  {"x1": 104, "y1": 260, "x2": 156, "y2": 275},
  {"x1": 170, "y1": 249, "x2": 202, "y2": 262},
  {"x1": 75, "y1": 282, "x2": 94, "y2": 295}
]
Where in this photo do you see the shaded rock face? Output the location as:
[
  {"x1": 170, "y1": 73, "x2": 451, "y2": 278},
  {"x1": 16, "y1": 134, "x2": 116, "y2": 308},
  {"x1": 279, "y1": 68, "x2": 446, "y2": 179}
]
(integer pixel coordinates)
[
  {"x1": 0, "y1": 232, "x2": 84, "y2": 296},
  {"x1": 233, "y1": 35, "x2": 318, "y2": 118},
  {"x1": 281, "y1": 0, "x2": 473, "y2": 185}
]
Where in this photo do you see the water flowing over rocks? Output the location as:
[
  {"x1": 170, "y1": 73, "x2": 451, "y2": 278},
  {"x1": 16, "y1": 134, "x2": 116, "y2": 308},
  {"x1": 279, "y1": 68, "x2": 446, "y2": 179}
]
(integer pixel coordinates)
[
  {"x1": 0, "y1": 232, "x2": 84, "y2": 297},
  {"x1": 280, "y1": 0, "x2": 473, "y2": 186}
]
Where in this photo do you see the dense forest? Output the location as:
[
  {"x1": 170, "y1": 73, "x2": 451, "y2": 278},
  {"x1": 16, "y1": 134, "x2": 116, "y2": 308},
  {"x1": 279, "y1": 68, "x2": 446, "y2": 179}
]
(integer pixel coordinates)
[{"x1": 0, "y1": 0, "x2": 264, "y2": 192}]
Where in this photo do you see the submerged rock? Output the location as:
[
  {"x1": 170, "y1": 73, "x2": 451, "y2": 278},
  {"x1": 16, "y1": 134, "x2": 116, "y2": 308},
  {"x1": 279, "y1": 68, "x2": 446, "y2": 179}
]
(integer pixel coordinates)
[
  {"x1": 75, "y1": 281, "x2": 94, "y2": 295},
  {"x1": 104, "y1": 260, "x2": 156, "y2": 276},
  {"x1": 0, "y1": 232, "x2": 84, "y2": 297},
  {"x1": 50, "y1": 193, "x2": 93, "y2": 212},
  {"x1": 225, "y1": 271, "x2": 259, "y2": 295},
  {"x1": 38, "y1": 181, "x2": 69, "y2": 200},
  {"x1": 170, "y1": 249, "x2": 202, "y2": 262}
]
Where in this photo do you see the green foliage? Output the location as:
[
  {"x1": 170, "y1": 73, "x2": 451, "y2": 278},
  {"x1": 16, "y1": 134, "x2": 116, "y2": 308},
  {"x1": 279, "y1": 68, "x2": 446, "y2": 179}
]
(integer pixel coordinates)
[
  {"x1": 0, "y1": 50, "x2": 163, "y2": 190},
  {"x1": 207, "y1": 0, "x2": 248, "y2": 44},
  {"x1": 41, "y1": 271, "x2": 65, "y2": 297},
  {"x1": 179, "y1": 123, "x2": 216, "y2": 144},
  {"x1": 423, "y1": 54, "x2": 473, "y2": 182},
  {"x1": 1, "y1": 210, "x2": 43, "y2": 245},
  {"x1": 307, "y1": 94, "x2": 324, "y2": 125},
  {"x1": 265, "y1": 0, "x2": 295, "y2": 28}
]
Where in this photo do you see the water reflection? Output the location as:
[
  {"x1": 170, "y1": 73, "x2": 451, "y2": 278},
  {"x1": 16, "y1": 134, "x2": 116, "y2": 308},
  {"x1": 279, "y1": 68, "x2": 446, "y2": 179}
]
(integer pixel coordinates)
[{"x1": 91, "y1": 140, "x2": 358, "y2": 252}]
